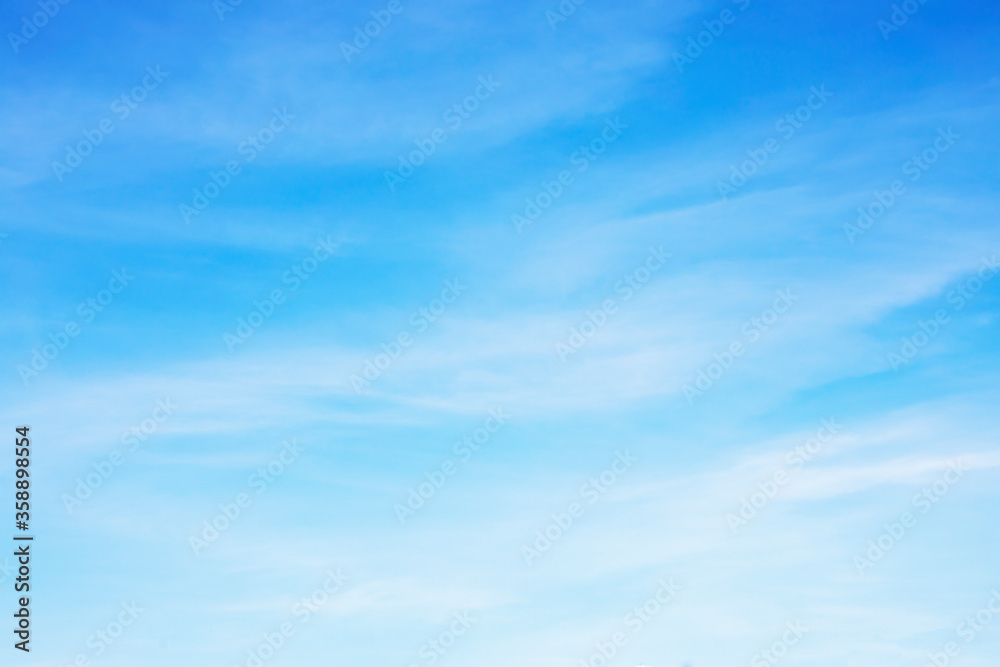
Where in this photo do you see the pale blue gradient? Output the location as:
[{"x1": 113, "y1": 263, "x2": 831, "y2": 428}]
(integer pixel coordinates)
[{"x1": 1, "y1": 1, "x2": 999, "y2": 666}]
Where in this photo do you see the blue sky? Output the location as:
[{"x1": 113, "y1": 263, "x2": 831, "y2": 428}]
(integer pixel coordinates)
[{"x1": 2, "y1": 0, "x2": 1000, "y2": 665}]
